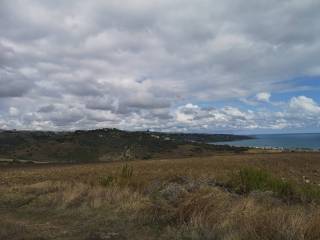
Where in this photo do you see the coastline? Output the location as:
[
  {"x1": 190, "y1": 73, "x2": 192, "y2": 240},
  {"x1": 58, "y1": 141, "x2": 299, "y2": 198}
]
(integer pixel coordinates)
[
  {"x1": 210, "y1": 143, "x2": 320, "y2": 154},
  {"x1": 211, "y1": 133, "x2": 320, "y2": 152}
]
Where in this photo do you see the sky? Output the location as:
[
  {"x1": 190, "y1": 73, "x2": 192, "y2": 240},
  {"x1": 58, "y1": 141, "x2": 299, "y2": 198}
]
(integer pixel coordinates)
[{"x1": 1, "y1": 0, "x2": 320, "y2": 134}]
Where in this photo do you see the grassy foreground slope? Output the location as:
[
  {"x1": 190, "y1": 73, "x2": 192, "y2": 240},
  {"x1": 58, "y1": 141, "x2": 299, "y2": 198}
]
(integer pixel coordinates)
[
  {"x1": 1, "y1": 152, "x2": 320, "y2": 240},
  {"x1": 0, "y1": 128, "x2": 249, "y2": 162}
]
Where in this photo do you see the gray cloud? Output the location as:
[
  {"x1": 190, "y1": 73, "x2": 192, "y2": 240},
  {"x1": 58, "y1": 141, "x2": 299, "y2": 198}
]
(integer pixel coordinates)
[
  {"x1": 0, "y1": 68, "x2": 33, "y2": 97},
  {"x1": 38, "y1": 104, "x2": 56, "y2": 113},
  {"x1": 1, "y1": 0, "x2": 320, "y2": 131}
]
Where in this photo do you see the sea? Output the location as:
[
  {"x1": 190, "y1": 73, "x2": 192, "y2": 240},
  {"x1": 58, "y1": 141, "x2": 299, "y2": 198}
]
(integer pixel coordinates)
[{"x1": 214, "y1": 133, "x2": 320, "y2": 150}]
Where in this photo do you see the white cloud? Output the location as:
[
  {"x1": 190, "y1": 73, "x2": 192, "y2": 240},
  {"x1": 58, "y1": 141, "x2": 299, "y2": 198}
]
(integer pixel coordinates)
[
  {"x1": 289, "y1": 96, "x2": 320, "y2": 114},
  {"x1": 172, "y1": 96, "x2": 320, "y2": 132},
  {"x1": 256, "y1": 92, "x2": 271, "y2": 102},
  {"x1": 9, "y1": 107, "x2": 19, "y2": 117},
  {"x1": 0, "y1": 95, "x2": 320, "y2": 132}
]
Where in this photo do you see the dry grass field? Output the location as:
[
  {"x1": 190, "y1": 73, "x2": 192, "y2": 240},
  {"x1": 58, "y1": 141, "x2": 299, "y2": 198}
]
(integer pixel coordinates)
[{"x1": 1, "y1": 152, "x2": 320, "y2": 239}]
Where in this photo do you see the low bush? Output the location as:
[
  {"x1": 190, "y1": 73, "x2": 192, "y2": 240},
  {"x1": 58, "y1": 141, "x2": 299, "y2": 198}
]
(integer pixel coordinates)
[
  {"x1": 298, "y1": 184, "x2": 320, "y2": 203},
  {"x1": 228, "y1": 167, "x2": 320, "y2": 203}
]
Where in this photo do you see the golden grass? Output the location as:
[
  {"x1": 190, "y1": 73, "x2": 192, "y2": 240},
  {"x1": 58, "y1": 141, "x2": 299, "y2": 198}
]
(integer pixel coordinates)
[
  {"x1": 1, "y1": 152, "x2": 320, "y2": 239},
  {"x1": 2, "y1": 152, "x2": 320, "y2": 186}
]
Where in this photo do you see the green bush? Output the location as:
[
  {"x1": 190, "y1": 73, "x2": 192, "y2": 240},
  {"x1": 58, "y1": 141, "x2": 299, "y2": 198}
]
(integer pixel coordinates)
[
  {"x1": 298, "y1": 184, "x2": 320, "y2": 203},
  {"x1": 228, "y1": 167, "x2": 320, "y2": 203},
  {"x1": 143, "y1": 154, "x2": 152, "y2": 160},
  {"x1": 229, "y1": 167, "x2": 295, "y2": 200}
]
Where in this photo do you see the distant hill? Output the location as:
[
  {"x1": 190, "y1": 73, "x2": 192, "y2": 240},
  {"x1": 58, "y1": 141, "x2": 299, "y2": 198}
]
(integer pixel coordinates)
[
  {"x1": 140, "y1": 131, "x2": 252, "y2": 143},
  {"x1": 0, "y1": 128, "x2": 250, "y2": 163}
]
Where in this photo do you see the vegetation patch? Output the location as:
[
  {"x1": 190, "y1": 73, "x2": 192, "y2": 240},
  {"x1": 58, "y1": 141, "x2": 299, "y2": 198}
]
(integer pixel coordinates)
[
  {"x1": 99, "y1": 164, "x2": 134, "y2": 187},
  {"x1": 227, "y1": 167, "x2": 320, "y2": 203},
  {"x1": 0, "y1": 128, "x2": 248, "y2": 163}
]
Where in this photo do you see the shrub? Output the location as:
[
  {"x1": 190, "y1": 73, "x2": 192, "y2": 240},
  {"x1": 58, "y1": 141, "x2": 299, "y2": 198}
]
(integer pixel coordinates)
[
  {"x1": 229, "y1": 167, "x2": 295, "y2": 200},
  {"x1": 298, "y1": 184, "x2": 320, "y2": 203},
  {"x1": 228, "y1": 167, "x2": 320, "y2": 203},
  {"x1": 143, "y1": 154, "x2": 152, "y2": 160}
]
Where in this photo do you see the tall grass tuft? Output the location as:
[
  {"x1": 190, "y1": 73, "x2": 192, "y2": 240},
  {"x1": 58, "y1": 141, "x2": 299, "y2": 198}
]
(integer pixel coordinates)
[
  {"x1": 121, "y1": 164, "x2": 133, "y2": 179},
  {"x1": 99, "y1": 175, "x2": 115, "y2": 187},
  {"x1": 99, "y1": 164, "x2": 134, "y2": 187}
]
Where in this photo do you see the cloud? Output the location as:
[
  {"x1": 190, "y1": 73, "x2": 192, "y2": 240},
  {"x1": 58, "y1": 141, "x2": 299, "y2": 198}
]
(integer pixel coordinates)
[
  {"x1": 0, "y1": 67, "x2": 34, "y2": 97},
  {"x1": 38, "y1": 104, "x2": 56, "y2": 113},
  {"x1": 256, "y1": 92, "x2": 271, "y2": 102},
  {"x1": 172, "y1": 96, "x2": 320, "y2": 132},
  {"x1": 289, "y1": 96, "x2": 320, "y2": 115},
  {"x1": 1, "y1": 94, "x2": 320, "y2": 132},
  {"x1": 9, "y1": 107, "x2": 19, "y2": 117},
  {"x1": 1, "y1": 0, "x2": 320, "y2": 132}
]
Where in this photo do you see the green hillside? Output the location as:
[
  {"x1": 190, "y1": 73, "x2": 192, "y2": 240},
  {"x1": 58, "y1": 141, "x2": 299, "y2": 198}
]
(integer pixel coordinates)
[{"x1": 0, "y1": 128, "x2": 249, "y2": 163}]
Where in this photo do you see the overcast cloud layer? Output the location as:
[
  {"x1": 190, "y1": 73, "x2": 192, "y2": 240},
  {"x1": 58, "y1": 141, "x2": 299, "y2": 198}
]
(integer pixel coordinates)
[{"x1": 1, "y1": 0, "x2": 320, "y2": 133}]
